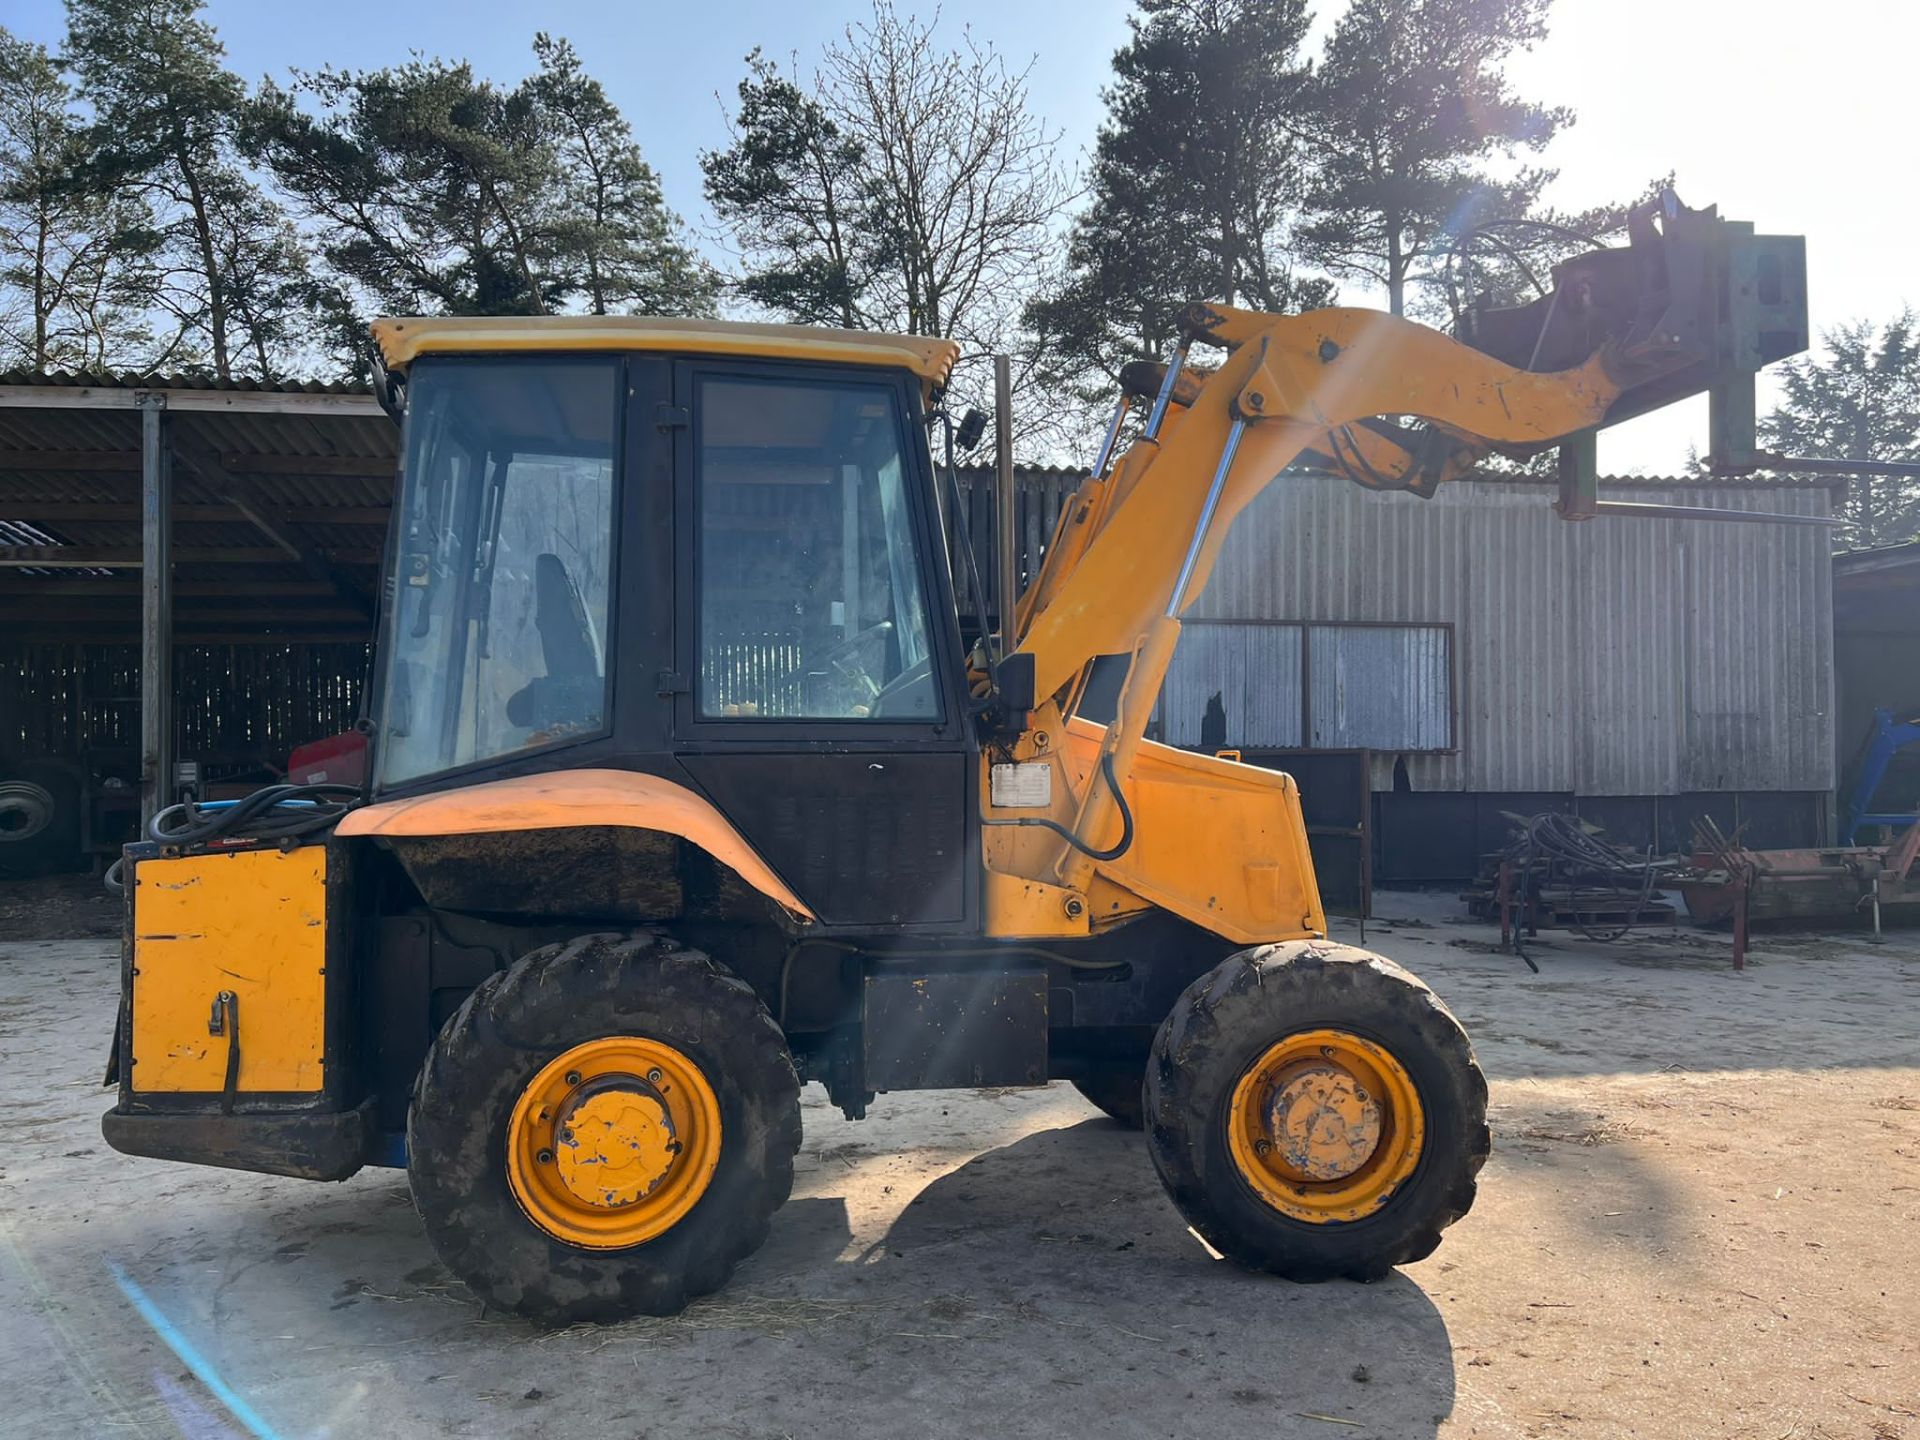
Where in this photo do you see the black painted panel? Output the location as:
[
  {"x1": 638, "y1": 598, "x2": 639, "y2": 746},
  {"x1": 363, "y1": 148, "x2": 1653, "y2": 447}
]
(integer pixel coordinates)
[
  {"x1": 1575, "y1": 796, "x2": 1658, "y2": 853},
  {"x1": 1658, "y1": 792, "x2": 1737, "y2": 855},
  {"x1": 1728, "y1": 791, "x2": 1825, "y2": 849},
  {"x1": 1243, "y1": 749, "x2": 1372, "y2": 916},
  {"x1": 1373, "y1": 791, "x2": 1573, "y2": 883},
  {"x1": 865, "y1": 968, "x2": 1047, "y2": 1089},
  {"x1": 1376, "y1": 790, "x2": 1826, "y2": 884},
  {"x1": 681, "y1": 751, "x2": 967, "y2": 926}
]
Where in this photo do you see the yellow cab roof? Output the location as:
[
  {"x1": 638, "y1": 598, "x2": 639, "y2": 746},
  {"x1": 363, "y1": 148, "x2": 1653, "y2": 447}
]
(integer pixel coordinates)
[{"x1": 369, "y1": 314, "x2": 961, "y2": 391}]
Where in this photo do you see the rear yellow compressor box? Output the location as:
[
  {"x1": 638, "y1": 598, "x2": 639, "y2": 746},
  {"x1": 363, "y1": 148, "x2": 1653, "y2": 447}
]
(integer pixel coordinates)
[{"x1": 126, "y1": 844, "x2": 334, "y2": 1100}]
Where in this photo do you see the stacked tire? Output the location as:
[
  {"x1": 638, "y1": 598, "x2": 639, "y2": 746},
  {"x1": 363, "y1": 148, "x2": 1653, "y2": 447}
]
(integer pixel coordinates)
[{"x1": 0, "y1": 758, "x2": 82, "y2": 880}]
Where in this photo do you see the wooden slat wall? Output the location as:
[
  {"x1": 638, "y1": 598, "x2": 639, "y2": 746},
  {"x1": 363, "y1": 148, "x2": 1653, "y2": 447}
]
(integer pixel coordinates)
[
  {"x1": 947, "y1": 468, "x2": 1082, "y2": 623},
  {"x1": 0, "y1": 642, "x2": 369, "y2": 767}
]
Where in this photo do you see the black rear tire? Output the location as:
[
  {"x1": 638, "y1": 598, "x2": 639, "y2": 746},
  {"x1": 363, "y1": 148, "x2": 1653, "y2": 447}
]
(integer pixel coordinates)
[
  {"x1": 407, "y1": 931, "x2": 802, "y2": 1327},
  {"x1": 1072, "y1": 1068, "x2": 1145, "y2": 1129},
  {"x1": 1146, "y1": 940, "x2": 1488, "y2": 1282}
]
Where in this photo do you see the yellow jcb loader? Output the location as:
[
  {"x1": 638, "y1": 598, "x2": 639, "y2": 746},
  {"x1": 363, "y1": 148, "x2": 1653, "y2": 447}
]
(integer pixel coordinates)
[{"x1": 104, "y1": 192, "x2": 1807, "y2": 1325}]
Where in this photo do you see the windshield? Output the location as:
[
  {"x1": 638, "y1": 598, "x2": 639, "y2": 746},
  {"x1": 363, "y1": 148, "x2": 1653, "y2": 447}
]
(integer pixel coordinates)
[{"x1": 374, "y1": 358, "x2": 619, "y2": 788}]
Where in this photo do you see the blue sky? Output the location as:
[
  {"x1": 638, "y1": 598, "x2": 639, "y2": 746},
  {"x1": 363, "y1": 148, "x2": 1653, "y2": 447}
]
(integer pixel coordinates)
[{"x1": 10, "y1": 0, "x2": 1918, "y2": 473}]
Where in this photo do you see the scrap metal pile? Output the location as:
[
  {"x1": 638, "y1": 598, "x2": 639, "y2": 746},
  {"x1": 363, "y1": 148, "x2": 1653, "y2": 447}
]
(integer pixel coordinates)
[
  {"x1": 1464, "y1": 810, "x2": 1920, "y2": 970},
  {"x1": 1463, "y1": 813, "x2": 1697, "y2": 968}
]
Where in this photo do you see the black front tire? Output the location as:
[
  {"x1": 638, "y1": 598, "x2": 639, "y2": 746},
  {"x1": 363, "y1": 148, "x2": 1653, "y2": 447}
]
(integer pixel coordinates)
[
  {"x1": 407, "y1": 931, "x2": 802, "y2": 1327},
  {"x1": 1146, "y1": 940, "x2": 1488, "y2": 1282}
]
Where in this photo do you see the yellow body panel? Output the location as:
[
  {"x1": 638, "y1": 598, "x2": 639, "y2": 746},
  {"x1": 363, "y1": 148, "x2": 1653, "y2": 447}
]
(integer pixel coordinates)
[
  {"x1": 370, "y1": 314, "x2": 960, "y2": 391},
  {"x1": 131, "y1": 847, "x2": 329, "y2": 1093},
  {"x1": 982, "y1": 708, "x2": 1324, "y2": 945},
  {"x1": 1064, "y1": 720, "x2": 1325, "y2": 945},
  {"x1": 982, "y1": 870, "x2": 1095, "y2": 938}
]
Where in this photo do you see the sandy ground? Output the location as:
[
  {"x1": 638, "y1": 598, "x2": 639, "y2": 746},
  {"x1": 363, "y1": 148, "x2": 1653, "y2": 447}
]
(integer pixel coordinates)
[{"x1": 1, "y1": 892, "x2": 1916, "y2": 1440}]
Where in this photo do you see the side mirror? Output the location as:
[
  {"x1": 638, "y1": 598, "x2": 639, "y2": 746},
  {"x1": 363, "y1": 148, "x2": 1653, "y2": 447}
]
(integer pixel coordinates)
[
  {"x1": 368, "y1": 346, "x2": 406, "y2": 425},
  {"x1": 955, "y1": 408, "x2": 987, "y2": 451}
]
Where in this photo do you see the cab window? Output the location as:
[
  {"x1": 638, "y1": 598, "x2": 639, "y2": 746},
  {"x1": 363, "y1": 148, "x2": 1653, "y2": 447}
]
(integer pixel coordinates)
[
  {"x1": 374, "y1": 358, "x2": 618, "y2": 787},
  {"x1": 696, "y1": 375, "x2": 940, "y2": 722}
]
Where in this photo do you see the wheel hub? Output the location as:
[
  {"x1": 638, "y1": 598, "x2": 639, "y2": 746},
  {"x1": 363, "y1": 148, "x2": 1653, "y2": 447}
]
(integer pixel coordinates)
[
  {"x1": 1226, "y1": 1028, "x2": 1426, "y2": 1224},
  {"x1": 1266, "y1": 1061, "x2": 1383, "y2": 1181},
  {"x1": 552, "y1": 1077, "x2": 682, "y2": 1210},
  {"x1": 506, "y1": 1036, "x2": 722, "y2": 1250}
]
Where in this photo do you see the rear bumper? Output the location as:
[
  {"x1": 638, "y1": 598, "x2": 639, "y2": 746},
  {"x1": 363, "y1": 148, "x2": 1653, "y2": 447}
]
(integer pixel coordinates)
[{"x1": 102, "y1": 1098, "x2": 378, "y2": 1182}]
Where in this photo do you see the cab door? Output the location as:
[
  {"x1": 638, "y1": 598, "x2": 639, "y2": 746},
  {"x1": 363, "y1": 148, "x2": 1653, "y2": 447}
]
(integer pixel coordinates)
[{"x1": 669, "y1": 361, "x2": 976, "y2": 932}]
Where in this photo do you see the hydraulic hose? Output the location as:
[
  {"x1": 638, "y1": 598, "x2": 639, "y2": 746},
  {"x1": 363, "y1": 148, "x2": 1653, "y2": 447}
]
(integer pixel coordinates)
[
  {"x1": 981, "y1": 750, "x2": 1135, "y2": 863},
  {"x1": 103, "y1": 782, "x2": 361, "y2": 893},
  {"x1": 147, "y1": 783, "x2": 361, "y2": 845}
]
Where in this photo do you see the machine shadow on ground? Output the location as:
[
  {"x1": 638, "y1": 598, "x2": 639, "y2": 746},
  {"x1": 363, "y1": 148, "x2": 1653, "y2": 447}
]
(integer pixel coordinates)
[{"x1": 839, "y1": 1117, "x2": 1460, "y2": 1436}]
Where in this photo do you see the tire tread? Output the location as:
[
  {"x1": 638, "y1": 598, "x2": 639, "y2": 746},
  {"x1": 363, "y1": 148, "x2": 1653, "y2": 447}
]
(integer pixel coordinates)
[
  {"x1": 1146, "y1": 940, "x2": 1488, "y2": 1283},
  {"x1": 407, "y1": 930, "x2": 801, "y2": 1327}
]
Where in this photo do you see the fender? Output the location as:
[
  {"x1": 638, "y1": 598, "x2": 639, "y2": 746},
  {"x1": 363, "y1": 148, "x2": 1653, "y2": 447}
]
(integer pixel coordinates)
[{"x1": 336, "y1": 769, "x2": 814, "y2": 921}]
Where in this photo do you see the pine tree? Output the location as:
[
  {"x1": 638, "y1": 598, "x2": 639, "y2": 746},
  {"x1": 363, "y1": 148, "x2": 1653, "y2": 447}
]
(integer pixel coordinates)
[
  {"x1": 531, "y1": 34, "x2": 714, "y2": 317},
  {"x1": 64, "y1": 0, "x2": 309, "y2": 378},
  {"x1": 1762, "y1": 313, "x2": 1920, "y2": 547},
  {"x1": 256, "y1": 39, "x2": 710, "y2": 324},
  {"x1": 255, "y1": 57, "x2": 562, "y2": 318},
  {"x1": 1297, "y1": 0, "x2": 1568, "y2": 317},
  {"x1": 701, "y1": 51, "x2": 870, "y2": 329},
  {"x1": 1023, "y1": 0, "x2": 1333, "y2": 399},
  {"x1": 0, "y1": 27, "x2": 155, "y2": 371}
]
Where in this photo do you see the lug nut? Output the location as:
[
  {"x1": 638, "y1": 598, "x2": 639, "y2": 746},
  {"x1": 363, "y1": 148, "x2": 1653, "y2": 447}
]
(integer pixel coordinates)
[
  {"x1": 646, "y1": 1068, "x2": 664, "y2": 1084},
  {"x1": 536, "y1": 1148, "x2": 554, "y2": 1165},
  {"x1": 564, "y1": 1070, "x2": 582, "y2": 1086},
  {"x1": 1254, "y1": 1139, "x2": 1272, "y2": 1157}
]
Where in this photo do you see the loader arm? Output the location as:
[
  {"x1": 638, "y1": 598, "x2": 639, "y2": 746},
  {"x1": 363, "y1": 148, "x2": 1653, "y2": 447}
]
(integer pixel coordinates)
[
  {"x1": 1014, "y1": 304, "x2": 1625, "y2": 704},
  {"x1": 986, "y1": 191, "x2": 1804, "y2": 935},
  {"x1": 980, "y1": 306, "x2": 1628, "y2": 930}
]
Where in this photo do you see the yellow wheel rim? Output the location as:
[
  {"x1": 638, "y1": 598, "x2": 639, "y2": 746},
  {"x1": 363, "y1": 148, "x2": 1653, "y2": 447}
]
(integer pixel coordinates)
[
  {"x1": 505, "y1": 1037, "x2": 722, "y2": 1249},
  {"x1": 1225, "y1": 1028, "x2": 1425, "y2": 1224}
]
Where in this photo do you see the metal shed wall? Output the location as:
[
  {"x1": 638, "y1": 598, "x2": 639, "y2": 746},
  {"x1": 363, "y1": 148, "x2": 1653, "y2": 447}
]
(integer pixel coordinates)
[{"x1": 1183, "y1": 476, "x2": 1835, "y2": 796}]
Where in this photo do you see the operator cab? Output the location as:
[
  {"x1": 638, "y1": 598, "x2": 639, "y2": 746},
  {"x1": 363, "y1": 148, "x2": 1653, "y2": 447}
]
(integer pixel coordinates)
[{"x1": 363, "y1": 319, "x2": 976, "y2": 930}]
